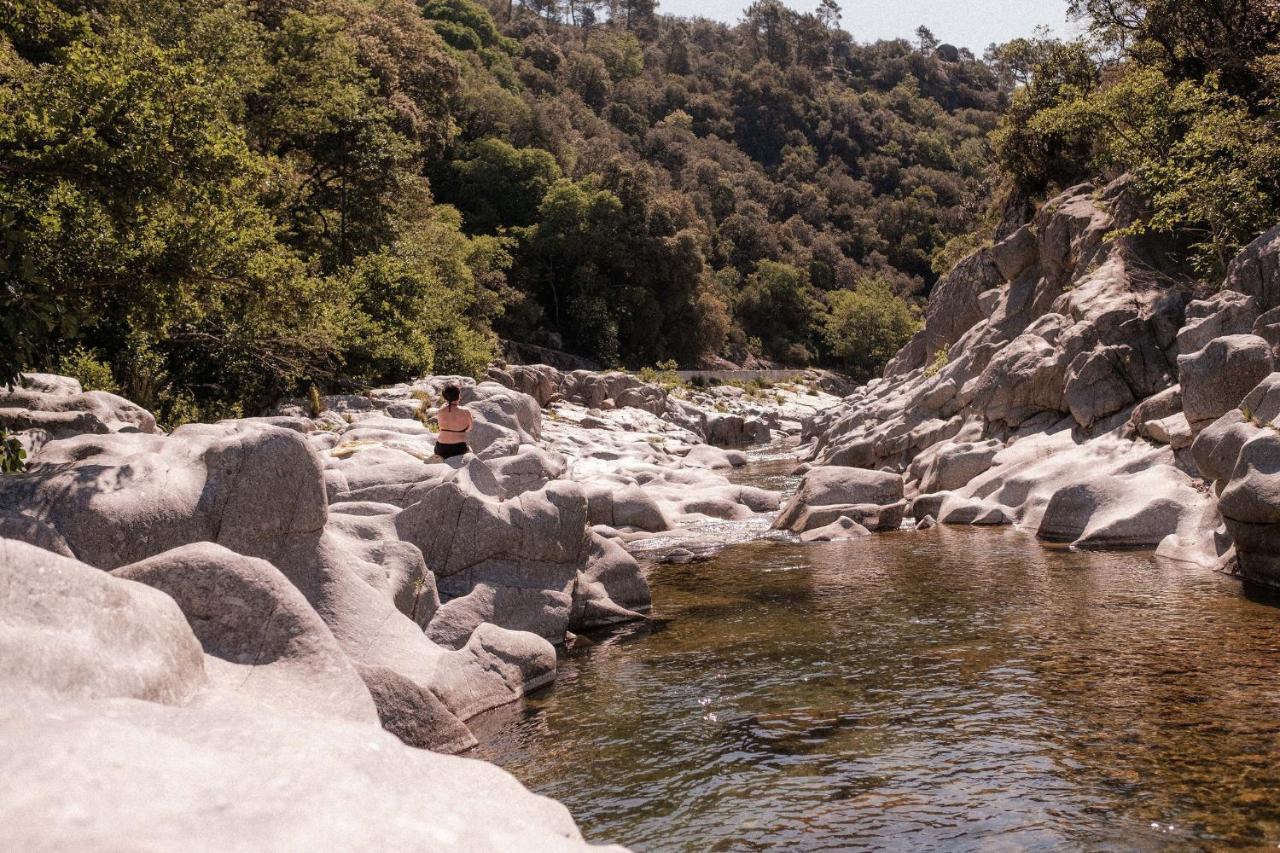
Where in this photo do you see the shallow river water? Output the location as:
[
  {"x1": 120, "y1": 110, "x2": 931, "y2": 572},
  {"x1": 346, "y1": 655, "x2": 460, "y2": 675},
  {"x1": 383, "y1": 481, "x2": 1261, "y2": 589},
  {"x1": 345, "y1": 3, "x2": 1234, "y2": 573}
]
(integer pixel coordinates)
[{"x1": 473, "y1": 465, "x2": 1280, "y2": 851}]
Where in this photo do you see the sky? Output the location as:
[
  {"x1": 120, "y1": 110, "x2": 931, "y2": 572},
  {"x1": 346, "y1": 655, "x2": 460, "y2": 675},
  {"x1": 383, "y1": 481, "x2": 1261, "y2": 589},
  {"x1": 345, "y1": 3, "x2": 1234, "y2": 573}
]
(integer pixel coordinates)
[{"x1": 657, "y1": 0, "x2": 1080, "y2": 53}]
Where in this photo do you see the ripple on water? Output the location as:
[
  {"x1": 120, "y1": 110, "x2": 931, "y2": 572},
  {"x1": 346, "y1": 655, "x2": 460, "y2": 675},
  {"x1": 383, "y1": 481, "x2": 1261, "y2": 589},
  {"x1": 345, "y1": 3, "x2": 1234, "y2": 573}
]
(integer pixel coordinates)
[{"x1": 470, "y1": 525, "x2": 1280, "y2": 852}]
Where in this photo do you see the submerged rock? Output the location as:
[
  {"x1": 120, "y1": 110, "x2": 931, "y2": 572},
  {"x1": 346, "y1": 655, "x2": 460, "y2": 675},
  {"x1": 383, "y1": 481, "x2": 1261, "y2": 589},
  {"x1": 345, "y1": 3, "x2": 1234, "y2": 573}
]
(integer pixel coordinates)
[{"x1": 799, "y1": 516, "x2": 872, "y2": 542}]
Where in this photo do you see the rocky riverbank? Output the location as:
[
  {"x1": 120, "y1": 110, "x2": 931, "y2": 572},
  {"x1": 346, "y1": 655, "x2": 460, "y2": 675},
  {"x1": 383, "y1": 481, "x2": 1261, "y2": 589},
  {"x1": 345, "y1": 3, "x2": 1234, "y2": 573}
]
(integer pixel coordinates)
[
  {"x1": 0, "y1": 362, "x2": 841, "y2": 848},
  {"x1": 6, "y1": 178, "x2": 1280, "y2": 847},
  {"x1": 792, "y1": 179, "x2": 1280, "y2": 590}
]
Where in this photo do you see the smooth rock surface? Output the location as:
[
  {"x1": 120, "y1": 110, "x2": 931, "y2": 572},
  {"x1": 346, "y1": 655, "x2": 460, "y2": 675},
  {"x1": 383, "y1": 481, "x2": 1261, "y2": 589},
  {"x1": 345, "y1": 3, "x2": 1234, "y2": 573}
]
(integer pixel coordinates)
[{"x1": 114, "y1": 543, "x2": 379, "y2": 725}]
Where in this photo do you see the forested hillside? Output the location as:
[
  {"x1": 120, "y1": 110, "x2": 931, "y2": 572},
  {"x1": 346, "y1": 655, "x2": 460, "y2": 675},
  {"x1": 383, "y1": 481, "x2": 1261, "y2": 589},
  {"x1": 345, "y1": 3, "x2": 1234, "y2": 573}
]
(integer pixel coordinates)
[
  {"x1": 1, "y1": 0, "x2": 1004, "y2": 420},
  {"x1": 3, "y1": 0, "x2": 1277, "y2": 423}
]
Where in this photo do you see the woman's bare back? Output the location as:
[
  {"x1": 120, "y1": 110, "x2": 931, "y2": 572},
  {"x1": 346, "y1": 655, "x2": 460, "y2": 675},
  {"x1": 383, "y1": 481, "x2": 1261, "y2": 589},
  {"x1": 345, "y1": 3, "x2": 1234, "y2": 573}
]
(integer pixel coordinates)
[{"x1": 436, "y1": 404, "x2": 472, "y2": 444}]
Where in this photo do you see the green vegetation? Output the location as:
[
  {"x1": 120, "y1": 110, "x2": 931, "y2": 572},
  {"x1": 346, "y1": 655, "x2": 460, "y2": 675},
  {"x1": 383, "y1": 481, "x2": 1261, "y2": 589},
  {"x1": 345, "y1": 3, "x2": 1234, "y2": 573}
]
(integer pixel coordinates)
[
  {"x1": 822, "y1": 277, "x2": 922, "y2": 379},
  {"x1": 1, "y1": 0, "x2": 500, "y2": 417},
  {"x1": 990, "y1": 2, "x2": 1280, "y2": 279},
  {"x1": 56, "y1": 346, "x2": 118, "y2": 394},
  {"x1": 1, "y1": 0, "x2": 1006, "y2": 414},
  {"x1": 0, "y1": 427, "x2": 25, "y2": 473},
  {"x1": 6, "y1": 0, "x2": 1275, "y2": 419},
  {"x1": 307, "y1": 385, "x2": 324, "y2": 419},
  {"x1": 924, "y1": 347, "x2": 950, "y2": 378},
  {"x1": 636, "y1": 359, "x2": 681, "y2": 388}
]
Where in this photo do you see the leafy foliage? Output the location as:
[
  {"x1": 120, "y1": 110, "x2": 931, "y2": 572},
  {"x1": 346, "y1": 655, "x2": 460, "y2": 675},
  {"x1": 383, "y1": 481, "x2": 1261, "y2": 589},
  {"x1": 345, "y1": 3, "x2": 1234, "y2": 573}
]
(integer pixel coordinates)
[
  {"x1": 0, "y1": 0, "x2": 496, "y2": 411},
  {"x1": 57, "y1": 346, "x2": 118, "y2": 394},
  {"x1": 432, "y1": 0, "x2": 1007, "y2": 369},
  {"x1": 1, "y1": 426, "x2": 25, "y2": 474},
  {"x1": 822, "y1": 277, "x2": 921, "y2": 379},
  {"x1": 991, "y1": 2, "x2": 1280, "y2": 278},
  {"x1": 2, "y1": 0, "x2": 1011, "y2": 413}
]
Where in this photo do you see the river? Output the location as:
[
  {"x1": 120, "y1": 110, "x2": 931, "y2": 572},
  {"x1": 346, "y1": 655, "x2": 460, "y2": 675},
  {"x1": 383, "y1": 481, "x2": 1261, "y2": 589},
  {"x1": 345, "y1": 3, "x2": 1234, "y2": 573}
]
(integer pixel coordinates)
[{"x1": 470, "y1": 459, "x2": 1280, "y2": 851}]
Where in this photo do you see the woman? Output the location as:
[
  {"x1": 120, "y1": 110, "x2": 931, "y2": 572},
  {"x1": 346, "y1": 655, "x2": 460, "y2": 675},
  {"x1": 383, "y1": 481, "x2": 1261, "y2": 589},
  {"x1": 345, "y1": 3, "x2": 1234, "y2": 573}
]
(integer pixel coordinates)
[{"x1": 434, "y1": 384, "x2": 473, "y2": 460}]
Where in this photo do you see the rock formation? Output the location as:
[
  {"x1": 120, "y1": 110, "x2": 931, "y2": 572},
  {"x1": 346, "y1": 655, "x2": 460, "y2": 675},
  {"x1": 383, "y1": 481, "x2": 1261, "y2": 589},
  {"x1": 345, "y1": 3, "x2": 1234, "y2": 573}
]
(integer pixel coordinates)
[
  {"x1": 1, "y1": 354, "x2": 840, "y2": 845},
  {"x1": 0, "y1": 538, "x2": 621, "y2": 851},
  {"x1": 798, "y1": 182, "x2": 1280, "y2": 588}
]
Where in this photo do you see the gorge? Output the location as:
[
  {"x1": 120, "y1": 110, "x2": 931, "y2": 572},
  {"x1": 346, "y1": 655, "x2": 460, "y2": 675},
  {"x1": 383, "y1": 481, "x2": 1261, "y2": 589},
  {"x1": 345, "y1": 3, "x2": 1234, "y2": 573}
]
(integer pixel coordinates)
[
  {"x1": 5, "y1": 0, "x2": 1280, "y2": 847},
  {"x1": 4, "y1": 180, "x2": 1280, "y2": 849}
]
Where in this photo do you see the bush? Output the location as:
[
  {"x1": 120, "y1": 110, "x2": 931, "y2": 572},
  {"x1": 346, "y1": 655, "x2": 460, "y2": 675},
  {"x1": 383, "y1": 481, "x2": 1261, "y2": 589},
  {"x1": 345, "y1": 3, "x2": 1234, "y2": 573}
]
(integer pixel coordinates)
[
  {"x1": 56, "y1": 346, "x2": 118, "y2": 394},
  {"x1": 924, "y1": 347, "x2": 949, "y2": 377},
  {"x1": 1, "y1": 427, "x2": 26, "y2": 473},
  {"x1": 637, "y1": 359, "x2": 680, "y2": 388},
  {"x1": 341, "y1": 210, "x2": 506, "y2": 384}
]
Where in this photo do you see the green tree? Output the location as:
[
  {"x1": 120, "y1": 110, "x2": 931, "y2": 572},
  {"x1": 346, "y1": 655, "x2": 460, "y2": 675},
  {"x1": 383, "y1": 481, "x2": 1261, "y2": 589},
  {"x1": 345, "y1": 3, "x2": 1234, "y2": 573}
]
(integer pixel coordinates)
[
  {"x1": 250, "y1": 10, "x2": 419, "y2": 270},
  {"x1": 343, "y1": 207, "x2": 508, "y2": 382},
  {"x1": 436, "y1": 138, "x2": 562, "y2": 233},
  {"x1": 822, "y1": 277, "x2": 921, "y2": 378},
  {"x1": 736, "y1": 261, "x2": 823, "y2": 364}
]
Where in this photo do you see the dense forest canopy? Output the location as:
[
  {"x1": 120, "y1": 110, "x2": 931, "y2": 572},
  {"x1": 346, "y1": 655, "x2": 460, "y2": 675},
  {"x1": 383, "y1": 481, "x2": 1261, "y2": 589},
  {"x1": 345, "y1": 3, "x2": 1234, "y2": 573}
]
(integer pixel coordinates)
[{"x1": 1, "y1": 0, "x2": 1277, "y2": 423}]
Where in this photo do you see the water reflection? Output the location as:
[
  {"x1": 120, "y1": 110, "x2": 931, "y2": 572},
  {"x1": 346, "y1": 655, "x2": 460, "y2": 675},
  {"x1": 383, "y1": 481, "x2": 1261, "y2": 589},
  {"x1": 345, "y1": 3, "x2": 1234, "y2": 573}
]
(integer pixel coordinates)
[{"x1": 471, "y1": 526, "x2": 1280, "y2": 851}]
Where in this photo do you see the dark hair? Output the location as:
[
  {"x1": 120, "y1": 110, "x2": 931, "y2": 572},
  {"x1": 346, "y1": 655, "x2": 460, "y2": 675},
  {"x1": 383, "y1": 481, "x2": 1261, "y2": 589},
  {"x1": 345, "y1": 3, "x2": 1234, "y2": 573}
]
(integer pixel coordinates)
[{"x1": 442, "y1": 385, "x2": 461, "y2": 406}]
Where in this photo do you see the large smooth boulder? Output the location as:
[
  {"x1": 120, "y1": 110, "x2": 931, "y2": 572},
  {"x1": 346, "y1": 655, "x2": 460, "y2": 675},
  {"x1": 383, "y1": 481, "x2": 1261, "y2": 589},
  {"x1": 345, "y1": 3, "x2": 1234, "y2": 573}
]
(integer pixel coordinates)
[
  {"x1": 486, "y1": 364, "x2": 563, "y2": 407},
  {"x1": 774, "y1": 466, "x2": 904, "y2": 533},
  {"x1": 0, "y1": 510, "x2": 73, "y2": 557},
  {"x1": 114, "y1": 543, "x2": 379, "y2": 725},
  {"x1": 1191, "y1": 373, "x2": 1280, "y2": 587},
  {"x1": 912, "y1": 439, "x2": 1000, "y2": 494},
  {"x1": 885, "y1": 247, "x2": 1002, "y2": 376},
  {"x1": 1142, "y1": 413, "x2": 1193, "y2": 449},
  {"x1": 0, "y1": 373, "x2": 155, "y2": 435},
  {"x1": 1224, "y1": 223, "x2": 1280, "y2": 310},
  {"x1": 0, "y1": 422, "x2": 557, "y2": 750},
  {"x1": 428, "y1": 582, "x2": 571, "y2": 648},
  {"x1": 0, "y1": 423, "x2": 326, "y2": 569},
  {"x1": 583, "y1": 482, "x2": 670, "y2": 532},
  {"x1": 1, "y1": 377, "x2": 156, "y2": 435},
  {"x1": 1177, "y1": 291, "x2": 1260, "y2": 356},
  {"x1": 1178, "y1": 334, "x2": 1274, "y2": 427},
  {"x1": 463, "y1": 382, "x2": 543, "y2": 444},
  {"x1": 1035, "y1": 466, "x2": 1204, "y2": 549},
  {"x1": 779, "y1": 500, "x2": 907, "y2": 534},
  {"x1": 1217, "y1": 432, "x2": 1280, "y2": 525},
  {"x1": 0, "y1": 696, "x2": 623, "y2": 853},
  {"x1": 1254, "y1": 306, "x2": 1280, "y2": 354},
  {"x1": 397, "y1": 464, "x2": 650, "y2": 638},
  {"x1": 938, "y1": 497, "x2": 1011, "y2": 526},
  {"x1": 0, "y1": 539, "x2": 206, "y2": 704}
]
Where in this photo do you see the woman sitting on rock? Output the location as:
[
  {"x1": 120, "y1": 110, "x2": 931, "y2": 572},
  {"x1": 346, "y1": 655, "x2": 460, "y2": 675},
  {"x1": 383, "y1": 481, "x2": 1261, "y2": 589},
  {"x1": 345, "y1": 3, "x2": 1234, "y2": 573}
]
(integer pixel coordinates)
[{"x1": 434, "y1": 385, "x2": 473, "y2": 460}]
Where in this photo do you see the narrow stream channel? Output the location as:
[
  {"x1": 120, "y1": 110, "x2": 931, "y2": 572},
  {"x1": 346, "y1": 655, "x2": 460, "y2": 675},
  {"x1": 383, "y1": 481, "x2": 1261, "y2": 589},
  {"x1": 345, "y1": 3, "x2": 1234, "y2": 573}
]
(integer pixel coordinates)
[{"x1": 471, "y1": 458, "x2": 1280, "y2": 851}]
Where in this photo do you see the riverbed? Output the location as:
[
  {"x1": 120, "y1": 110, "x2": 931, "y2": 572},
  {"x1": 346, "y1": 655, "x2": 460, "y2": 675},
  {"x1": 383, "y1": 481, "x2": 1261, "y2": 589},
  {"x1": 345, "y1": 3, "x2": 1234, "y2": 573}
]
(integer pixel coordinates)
[{"x1": 471, "y1": 468, "x2": 1280, "y2": 851}]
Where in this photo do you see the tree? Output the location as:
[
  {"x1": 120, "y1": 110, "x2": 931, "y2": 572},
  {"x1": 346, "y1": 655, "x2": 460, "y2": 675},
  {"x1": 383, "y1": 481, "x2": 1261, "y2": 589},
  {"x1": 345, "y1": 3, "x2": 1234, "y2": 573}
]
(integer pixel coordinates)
[
  {"x1": 1068, "y1": 0, "x2": 1280, "y2": 99},
  {"x1": 250, "y1": 10, "x2": 418, "y2": 270},
  {"x1": 743, "y1": 0, "x2": 794, "y2": 65},
  {"x1": 822, "y1": 277, "x2": 920, "y2": 378},
  {"x1": 816, "y1": 0, "x2": 841, "y2": 30},
  {"x1": 736, "y1": 261, "x2": 823, "y2": 364},
  {"x1": 990, "y1": 37, "x2": 1101, "y2": 194},
  {"x1": 343, "y1": 207, "x2": 506, "y2": 382},
  {"x1": 915, "y1": 25, "x2": 939, "y2": 54},
  {"x1": 435, "y1": 138, "x2": 562, "y2": 233}
]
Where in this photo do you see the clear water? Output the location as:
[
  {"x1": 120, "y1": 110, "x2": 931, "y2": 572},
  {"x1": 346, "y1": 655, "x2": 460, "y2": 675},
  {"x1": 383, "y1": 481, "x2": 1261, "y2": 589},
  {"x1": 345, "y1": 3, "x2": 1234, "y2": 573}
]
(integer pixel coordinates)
[{"x1": 472, "y1": 476, "x2": 1280, "y2": 851}]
